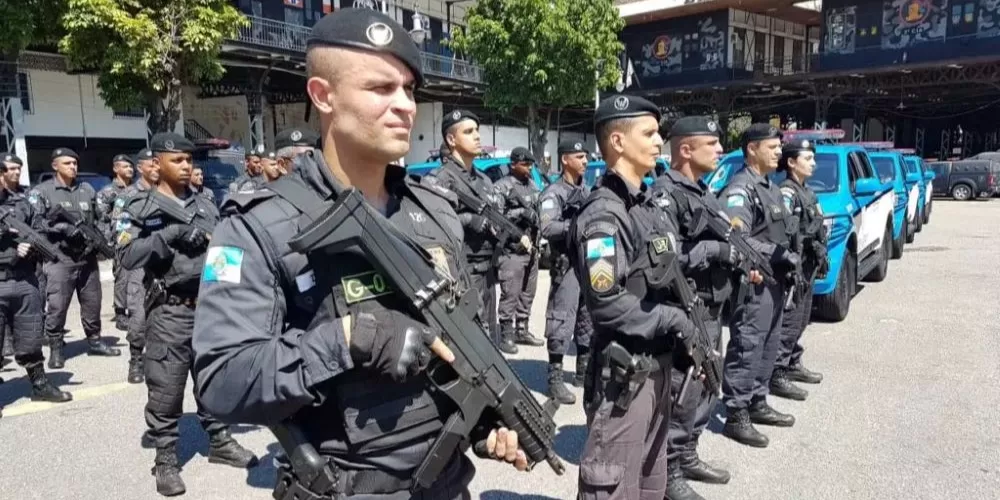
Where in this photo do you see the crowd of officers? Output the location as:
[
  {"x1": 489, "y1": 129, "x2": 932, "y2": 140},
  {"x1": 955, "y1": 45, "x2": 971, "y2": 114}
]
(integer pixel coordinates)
[{"x1": 0, "y1": 8, "x2": 833, "y2": 500}]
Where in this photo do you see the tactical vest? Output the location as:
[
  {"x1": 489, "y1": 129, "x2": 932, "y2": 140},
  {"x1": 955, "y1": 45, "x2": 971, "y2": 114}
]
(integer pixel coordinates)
[
  {"x1": 663, "y1": 186, "x2": 734, "y2": 306},
  {"x1": 737, "y1": 180, "x2": 794, "y2": 246}
]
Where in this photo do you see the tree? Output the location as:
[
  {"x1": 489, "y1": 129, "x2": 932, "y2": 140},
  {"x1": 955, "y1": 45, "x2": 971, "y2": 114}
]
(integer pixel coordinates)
[
  {"x1": 0, "y1": 0, "x2": 66, "y2": 57},
  {"x1": 450, "y1": 0, "x2": 625, "y2": 167},
  {"x1": 59, "y1": 0, "x2": 247, "y2": 133}
]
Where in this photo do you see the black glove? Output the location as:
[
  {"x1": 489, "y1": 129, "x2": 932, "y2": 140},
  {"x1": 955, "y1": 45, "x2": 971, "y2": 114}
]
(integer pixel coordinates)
[
  {"x1": 716, "y1": 242, "x2": 738, "y2": 266},
  {"x1": 349, "y1": 311, "x2": 438, "y2": 382},
  {"x1": 469, "y1": 215, "x2": 491, "y2": 234},
  {"x1": 176, "y1": 227, "x2": 209, "y2": 251},
  {"x1": 773, "y1": 247, "x2": 800, "y2": 270},
  {"x1": 52, "y1": 222, "x2": 81, "y2": 240},
  {"x1": 521, "y1": 209, "x2": 539, "y2": 226}
]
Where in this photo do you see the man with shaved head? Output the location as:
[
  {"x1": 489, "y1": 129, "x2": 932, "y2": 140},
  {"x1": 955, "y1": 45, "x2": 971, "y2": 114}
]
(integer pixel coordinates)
[{"x1": 192, "y1": 9, "x2": 529, "y2": 499}]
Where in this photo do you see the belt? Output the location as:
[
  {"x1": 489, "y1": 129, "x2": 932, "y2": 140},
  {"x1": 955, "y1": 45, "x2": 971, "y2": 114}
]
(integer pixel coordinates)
[
  {"x1": 164, "y1": 293, "x2": 197, "y2": 307},
  {"x1": 273, "y1": 456, "x2": 414, "y2": 499}
]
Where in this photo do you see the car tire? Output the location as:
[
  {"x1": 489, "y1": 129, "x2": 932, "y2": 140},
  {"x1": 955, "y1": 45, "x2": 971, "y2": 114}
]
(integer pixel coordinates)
[
  {"x1": 891, "y1": 219, "x2": 905, "y2": 260},
  {"x1": 951, "y1": 184, "x2": 973, "y2": 201},
  {"x1": 865, "y1": 226, "x2": 891, "y2": 283},
  {"x1": 923, "y1": 201, "x2": 931, "y2": 224},
  {"x1": 814, "y1": 251, "x2": 854, "y2": 322},
  {"x1": 915, "y1": 209, "x2": 924, "y2": 233}
]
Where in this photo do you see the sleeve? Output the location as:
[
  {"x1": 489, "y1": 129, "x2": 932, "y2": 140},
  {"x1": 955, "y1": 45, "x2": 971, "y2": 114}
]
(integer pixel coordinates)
[
  {"x1": 679, "y1": 240, "x2": 721, "y2": 272},
  {"x1": 538, "y1": 190, "x2": 567, "y2": 243},
  {"x1": 721, "y1": 185, "x2": 776, "y2": 257},
  {"x1": 192, "y1": 216, "x2": 353, "y2": 425},
  {"x1": 423, "y1": 171, "x2": 481, "y2": 232},
  {"x1": 27, "y1": 187, "x2": 55, "y2": 233},
  {"x1": 95, "y1": 188, "x2": 112, "y2": 222},
  {"x1": 575, "y1": 209, "x2": 690, "y2": 341},
  {"x1": 117, "y1": 201, "x2": 174, "y2": 270}
]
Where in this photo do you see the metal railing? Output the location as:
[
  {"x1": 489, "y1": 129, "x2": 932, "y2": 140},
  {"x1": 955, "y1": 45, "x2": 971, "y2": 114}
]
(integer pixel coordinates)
[{"x1": 231, "y1": 15, "x2": 482, "y2": 84}]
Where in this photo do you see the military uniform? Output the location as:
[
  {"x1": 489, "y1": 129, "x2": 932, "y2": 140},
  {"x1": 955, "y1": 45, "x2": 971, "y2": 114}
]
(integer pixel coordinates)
[
  {"x1": 575, "y1": 96, "x2": 693, "y2": 500},
  {"x1": 118, "y1": 133, "x2": 256, "y2": 497},
  {"x1": 718, "y1": 124, "x2": 800, "y2": 448},
  {"x1": 114, "y1": 179, "x2": 155, "y2": 383},
  {"x1": 191, "y1": 185, "x2": 215, "y2": 204},
  {"x1": 772, "y1": 141, "x2": 827, "y2": 395},
  {"x1": 97, "y1": 156, "x2": 134, "y2": 330},
  {"x1": 493, "y1": 147, "x2": 543, "y2": 349},
  {"x1": 539, "y1": 140, "x2": 594, "y2": 405},
  {"x1": 28, "y1": 148, "x2": 119, "y2": 369},
  {"x1": 0, "y1": 162, "x2": 72, "y2": 414}
]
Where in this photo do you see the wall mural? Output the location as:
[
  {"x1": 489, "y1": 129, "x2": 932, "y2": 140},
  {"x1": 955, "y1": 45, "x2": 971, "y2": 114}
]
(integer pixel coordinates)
[
  {"x1": 882, "y1": 0, "x2": 948, "y2": 48},
  {"x1": 640, "y1": 33, "x2": 683, "y2": 77},
  {"x1": 634, "y1": 12, "x2": 727, "y2": 80},
  {"x1": 978, "y1": 0, "x2": 1000, "y2": 36},
  {"x1": 826, "y1": 6, "x2": 858, "y2": 53},
  {"x1": 694, "y1": 17, "x2": 726, "y2": 70}
]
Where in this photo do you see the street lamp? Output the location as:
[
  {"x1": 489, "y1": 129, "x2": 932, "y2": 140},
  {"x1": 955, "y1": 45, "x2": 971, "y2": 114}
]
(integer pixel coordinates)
[{"x1": 410, "y1": 11, "x2": 429, "y2": 45}]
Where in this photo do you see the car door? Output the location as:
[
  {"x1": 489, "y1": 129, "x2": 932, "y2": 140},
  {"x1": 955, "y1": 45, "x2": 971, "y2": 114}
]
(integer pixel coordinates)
[
  {"x1": 859, "y1": 152, "x2": 894, "y2": 250},
  {"x1": 846, "y1": 152, "x2": 871, "y2": 250}
]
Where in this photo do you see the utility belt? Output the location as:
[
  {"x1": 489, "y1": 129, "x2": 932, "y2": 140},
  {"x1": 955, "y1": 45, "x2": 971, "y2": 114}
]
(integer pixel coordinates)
[
  {"x1": 273, "y1": 454, "x2": 413, "y2": 500},
  {"x1": 598, "y1": 340, "x2": 671, "y2": 412},
  {"x1": 144, "y1": 279, "x2": 198, "y2": 310},
  {"x1": 0, "y1": 266, "x2": 32, "y2": 281},
  {"x1": 164, "y1": 293, "x2": 198, "y2": 308}
]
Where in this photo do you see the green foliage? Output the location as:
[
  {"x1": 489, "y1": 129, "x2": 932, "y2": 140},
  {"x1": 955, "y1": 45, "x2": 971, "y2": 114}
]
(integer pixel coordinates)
[
  {"x1": 450, "y1": 0, "x2": 624, "y2": 111},
  {"x1": 0, "y1": 0, "x2": 67, "y2": 57},
  {"x1": 59, "y1": 0, "x2": 247, "y2": 131}
]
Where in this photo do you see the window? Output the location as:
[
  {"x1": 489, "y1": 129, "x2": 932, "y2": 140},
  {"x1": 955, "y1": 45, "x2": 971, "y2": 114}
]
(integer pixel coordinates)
[
  {"x1": 285, "y1": 6, "x2": 304, "y2": 25},
  {"x1": 772, "y1": 36, "x2": 785, "y2": 72},
  {"x1": 808, "y1": 153, "x2": 841, "y2": 193},
  {"x1": 792, "y1": 40, "x2": 804, "y2": 71},
  {"x1": 732, "y1": 28, "x2": 747, "y2": 69},
  {"x1": 113, "y1": 106, "x2": 145, "y2": 119},
  {"x1": 17, "y1": 72, "x2": 31, "y2": 114},
  {"x1": 847, "y1": 152, "x2": 863, "y2": 188},
  {"x1": 753, "y1": 33, "x2": 766, "y2": 67},
  {"x1": 857, "y1": 152, "x2": 876, "y2": 178},
  {"x1": 870, "y1": 156, "x2": 897, "y2": 183}
]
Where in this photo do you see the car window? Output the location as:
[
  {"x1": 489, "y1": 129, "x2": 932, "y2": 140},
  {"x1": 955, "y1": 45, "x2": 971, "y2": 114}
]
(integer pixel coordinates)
[
  {"x1": 199, "y1": 161, "x2": 240, "y2": 189},
  {"x1": 869, "y1": 156, "x2": 897, "y2": 183},
  {"x1": 847, "y1": 152, "x2": 862, "y2": 187},
  {"x1": 856, "y1": 152, "x2": 876, "y2": 178},
  {"x1": 805, "y1": 153, "x2": 840, "y2": 193},
  {"x1": 903, "y1": 157, "x2": 920, "y2": 174}
]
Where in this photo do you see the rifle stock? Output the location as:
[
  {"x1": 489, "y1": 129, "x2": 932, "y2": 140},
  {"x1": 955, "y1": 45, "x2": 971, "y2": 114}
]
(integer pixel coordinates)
[
  {"x1": 147, "y1": 190, "x2": 215, "y2": 235},
  {"x1": 287, "y1": 188, "x2": 564, "y2": 488}
]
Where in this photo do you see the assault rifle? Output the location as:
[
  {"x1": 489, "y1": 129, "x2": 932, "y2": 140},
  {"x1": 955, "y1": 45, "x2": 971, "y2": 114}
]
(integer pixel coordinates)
[
  {"x1": 691, "y1": 209, "x2": 777, "y2": 285},
  {"x1": 286, "y1": 188, "x2": 564, "y2": 489},
  {"x1": 0, "y1": 208, "x2": 60, "y2": 262},
  {"x1": 452, "y1": 188, "x2": 532, "y2": 253},
  {"x1": 147, "y1": 189, "x2": 215, "y2": 235},
  {"x1": 50, "y1": 205, "x2": 114, "y2": 259}
]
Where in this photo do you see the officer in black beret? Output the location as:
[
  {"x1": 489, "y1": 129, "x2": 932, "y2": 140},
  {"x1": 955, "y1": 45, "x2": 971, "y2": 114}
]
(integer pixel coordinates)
[
  {"x1": 425, "y1": 107, "x2": 532, "y2": 353},
  {"x1": 274, "y1": 128, "x2": 320, "y2": 176},
  {"x1": 119, "y1": 132, "x2": 257, "y2": 495},
  {"x1": 192, "y1": 9, "x2": 527, "y2": 500},
  {"x1": 717, "y1": 124, "x2": 801, "y2": 448},
  {"x1": 771, "y1": 138, "x2": 826, "y2": 400},
  {"x1": 257, "y1": 149, "x2": 284, "y2": 183},
  {"x1": 652, "y1": 116, "x2": 736, "y2": 499},
  {"x1": 29, "y1": 148, "x2": 120, "y2": 369},
  {"x1": 538, "y1": 138, "x2": 594, "y2": 406},
  {"x1": 573, "y1": 95, "x2": 695, "y2": 500},
  {"x1": 230, "y1": 145, "x2": 265, "y2": 196},
  {"x1": 97, "y1": 154, "x2": 137, "y2": 331},
  {"x1": 0, "y1": 153, "x2": 26, "y2": 194},
  {"x1": 494, "y1": 146, "x2": 545, "y2": 351}
]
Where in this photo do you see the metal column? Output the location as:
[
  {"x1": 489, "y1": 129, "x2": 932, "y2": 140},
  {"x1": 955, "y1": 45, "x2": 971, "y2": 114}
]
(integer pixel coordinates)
[
  {"x1": 247, "y1": 91, "x2": 265, "y2": 154},
  {"x1": 885, "y1": 124, "x2": 895, "y2": 145},
  {"x1": 940, "y1": 130, "x2": 950, "y2": 160},
  {"x1": 0, "y1": 97, "x2": 28, "y2": 184},
  {"x1": 915, "y1": 127, "x2": 925, "y2": 156}
]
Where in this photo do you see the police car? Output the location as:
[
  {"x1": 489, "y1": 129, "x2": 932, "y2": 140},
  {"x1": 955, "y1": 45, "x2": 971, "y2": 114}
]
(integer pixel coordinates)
[
  {"x1": 707, "y1": 130, "x2": 896, "y2": 322},
  {"x1": 899, "y1": 151, "x2": 935, "y2": 227},
  {"x1": 866, "y1": 146, "x2": 912, "y2": 254}
]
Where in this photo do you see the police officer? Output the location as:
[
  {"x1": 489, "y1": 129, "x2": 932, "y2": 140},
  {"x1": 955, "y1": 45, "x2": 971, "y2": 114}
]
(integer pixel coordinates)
[
  {"x1": 228, "y1": 147, "x2": 264, "y2": 195},
  {"x1": 97, "y1": 154, "x2": 135, "y2": 331},
  {"x1": 653, "y1": 117, "x2": 736, "y2": 500},
  {"x1": 29, "y1": 148, "x2": 120, "y2": 369},
  {"x1": 0, "y1": 153, "x2": 73, "y2": 416},
  {"x1": 574, "y1": 95, "x2": 695, "y2": 500},
  {"x1": 274, "y1": 127, "x2": 320, "y2": 177},
  {"x1": 114, "y1": 148, "x2": 159, "y2": 384},
  {"x1": 539, "y1": 139, "x2": 593, "y2": 405},
  {"x1": 118, "y1": 133, "x2": 257, "y2": 496},
  {"x1": 494, "y1": 146, "x2": 544, "y2": 351},
  {"x1": 190, "y1": 165, "x2": 215, "y2": 204},
  {"x1": 424, "y1": 109, "x2": 531, "y2": 351},
  {"x1": 719, "y1": 124, "x2": 801, "y2": 448},
  {"x1": 192, "y1": 9, "x2": 526, "y2": 498},
  {"x1": 770, "y1": 139, "x2": 826, "y2": 400},
  {"x1": 0, "y1": 152, "x2": 25, "y2": 369},
  {"x1": 259, "y1": 150, "x2": 284, "y2": 182}
]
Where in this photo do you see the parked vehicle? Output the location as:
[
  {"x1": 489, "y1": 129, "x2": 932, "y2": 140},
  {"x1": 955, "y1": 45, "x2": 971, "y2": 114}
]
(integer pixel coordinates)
[
  {"x1": 923, "y1": 160, "x2": 998, "y2": 200},
  {"x1": 867, "y1": 150, "x2": 911, "y2": 253},
  {"x1": 901, "y1": 154, "x2": 934, "y2": 226},
  {"x1": 707, "y1": 135, "x2": 895, "y2": 322}
]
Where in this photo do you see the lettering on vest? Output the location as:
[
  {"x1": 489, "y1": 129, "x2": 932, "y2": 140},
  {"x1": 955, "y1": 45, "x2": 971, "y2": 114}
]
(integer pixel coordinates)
[{"x1": 341, "y1": 270, "x2": 395, "y2": 304}]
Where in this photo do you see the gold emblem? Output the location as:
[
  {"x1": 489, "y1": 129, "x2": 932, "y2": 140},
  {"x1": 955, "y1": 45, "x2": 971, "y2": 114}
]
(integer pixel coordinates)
[{"x1": 589, "y1": 259, "x2": 615, "y2": 293}]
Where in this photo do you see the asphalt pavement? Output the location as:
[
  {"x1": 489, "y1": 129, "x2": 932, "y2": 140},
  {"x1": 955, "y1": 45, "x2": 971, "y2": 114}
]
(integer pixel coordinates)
[{"x1": 1, "y1": 199, "x2": 998, "y2": 500}]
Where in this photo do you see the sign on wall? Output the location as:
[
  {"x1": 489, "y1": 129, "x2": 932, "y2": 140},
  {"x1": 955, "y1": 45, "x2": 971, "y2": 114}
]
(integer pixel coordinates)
[
  {"x1": 881, "y1": 0, "x2": 947, "y2": 48},
  {"x1": 826, "y1": 5, "x2": 858, "y2": 53},
  {"x1": 627, "y1": 10, "x2": 728, "y2": 83}
]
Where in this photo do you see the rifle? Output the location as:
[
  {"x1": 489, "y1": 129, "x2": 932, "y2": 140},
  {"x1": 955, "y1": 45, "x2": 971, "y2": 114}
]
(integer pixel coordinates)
[
  {"x1": 0, "y1": 209, "x2": 60, "y2": 263},
  {"x1": 286, "y1": 188, "x2": 565, "y2": 488},
  {"x1": 506, "y1": 193, "x2": 541, "y2": 291},
  {"x1": 691, "y1": 208, "x2": 777, "y2": 285},
  {"x1": 50, "y1": 205, "x2": 115, "y2": 259},
  {"x1": 146, "y1": 189, "x2": 215, "y2": 235},
  {"x1": 647, "y1": 250, "x2": 723, "y2": 405},
  {"x1": 452, "y1": 188, "x2": 532, "y2": 253}
]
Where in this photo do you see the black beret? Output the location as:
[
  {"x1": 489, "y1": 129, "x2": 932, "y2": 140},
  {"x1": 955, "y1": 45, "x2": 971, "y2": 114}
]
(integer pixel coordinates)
[
  {"x1": 51, "y1": 148, "x2": 79, "y2": 161},
  {"x1": 112, "y1": 154, "x2": 134, "y2": 165},
  {"x1": 669, "y1": 116, "x2": 721, "y2": 139},
  {"x1": 274, "y1": 128, "x2": 320, "y2": 150},
  {"x1": 308, "y1": 8, "x2": 424, "y2": 88},
  {"x1": 150, "y1": 133, "x2": 195, "y2": 153},
  {"x1": 742, "y1": 123, "x2": 783, "y2": 145},
  {"x1": 441, "y1": 109, "x2": 479, "y2": 136},
  {"x1": 136, "y1": 148, "x2": 153, "y2": 162},
  {"x1": 261, "y1": 150, "x2": 277, "y2": 160},
  {"x1": 1, "y1": 153, "x2": 23, "y2": 166},
  {"x1": 510, "y1": 147, "x2": 534, "y2": 163},
  {"x1": 594, "y1": 95, "x2": 661, "y2": 129},
  {"x1": 782, "y1": 139, "x2": 816, "y2": 157},
  {"x1": 557, "y1": 139, "x2": 589, "y2": 155}
]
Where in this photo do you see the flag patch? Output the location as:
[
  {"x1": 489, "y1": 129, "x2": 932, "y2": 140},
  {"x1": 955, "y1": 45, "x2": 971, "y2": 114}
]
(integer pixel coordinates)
[
  {"x1": 586, "y1": 236, "x2": 616, "y2": 259},
  {"x1": 203, "y1": 246, "x2": 245, "y2": 284}
]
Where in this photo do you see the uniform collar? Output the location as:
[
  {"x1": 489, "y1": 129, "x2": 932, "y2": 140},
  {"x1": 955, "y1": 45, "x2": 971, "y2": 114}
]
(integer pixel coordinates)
[
  {"x1": 442, "y1": 155, "x2": 481, "y2": 180},
  {"x1": 113, "y1": 178, "x2": 129, "y2": 189},
  {"x1": 54, "y1": 177, "x2": 78, "y2": 190},
  {"x1": 297, "y1": 150, "x2": 410, "y2": 201},
  {"x1": 665, "y1": 169, "x2": 707, "y2": 194},
  {"x1": 744, "y1": 165, "x2": 771, "y2": 187},
  {"x1": 600, "y1": 169, "x2": 647, "y2": 206}
]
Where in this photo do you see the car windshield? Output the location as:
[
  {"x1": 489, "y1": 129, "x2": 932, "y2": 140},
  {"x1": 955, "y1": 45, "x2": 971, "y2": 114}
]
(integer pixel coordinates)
[
  {"x1": 869, "y1": 156, "x2": 897, "y2": 183},
  {"x1": 709, "y1": 153, "x2": 838, "y2": 193},
  {"x1": 902, "y1": 157, "x2": 920, "y2": 174},
  {"x1": 199, "y1": 161, "x2": 240, "y2": 189}
]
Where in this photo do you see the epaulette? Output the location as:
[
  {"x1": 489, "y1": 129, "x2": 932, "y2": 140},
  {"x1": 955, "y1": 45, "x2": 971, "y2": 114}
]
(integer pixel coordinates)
[
  {"x1": 220, "y1": 188, "x2": 277, "y2": 215},
  {"x1": 409, "y1": 176, "x2": 458, "y2": 206}
]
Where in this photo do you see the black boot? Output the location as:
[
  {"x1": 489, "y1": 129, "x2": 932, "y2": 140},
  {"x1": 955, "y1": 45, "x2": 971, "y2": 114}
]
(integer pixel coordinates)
[
  {"x1": 87, "y1": 338, "x2": 122, "y2": 357},
  {"x1": 27, "y1": 363, "x2": 72, "y2": 403},
  {"x1": 787, "y1": 363, "x2": 823, "y2": 384},
  {"x1": 722, "y1": 407, "x2": 769, "y2": 448},
  {"x1": 128, "y1": 346, "x2": 145, "y2": 384},
  {"x1": 546, "y1": 363, "x2": 576, "y2": 405},
  {"x1": 573, "y1": 353, "x2": 590, "y2": 388},
  {"x1": 47, "y1": 339, "x2": 65, "y2": 369},
  {"x1": 749, "y1": 399, "x2": 795, "y2": 427},
  {"x1": 498, "y1": 323, "x2": 518, "y2": 355},
  {"x1": 513, "y1": 321, "x2": 544, "y2": 347},
  {"x1": 666, "y1": 464, "x2": 706, "y2": 500},
  {"x1": 681, "y1": 456, "x2": 731, "y2": 484},
  {"x1": 114, "y1": 308, "x2": 129, "y2": 332},
  {"x1": 770, "y1": 369, "x2": 808, "y2": 401},
  {"x1": 208, "y1": 430, "x2": 259, "y2": 469},
  {"x1": 152, "y1": 447, "x2": 185, "y2": 497},
  {"x1": 141, "y1": 430, "x2": 156, "y2": 449}
]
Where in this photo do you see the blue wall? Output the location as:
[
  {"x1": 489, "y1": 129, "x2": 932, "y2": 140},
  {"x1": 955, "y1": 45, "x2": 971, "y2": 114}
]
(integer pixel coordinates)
[
  {"x1": 622, "y1": 10, "x2": 731, "y2": 89},
  {"x1": 819, "y1": 0, "x2": 1000, "y2": 70}
]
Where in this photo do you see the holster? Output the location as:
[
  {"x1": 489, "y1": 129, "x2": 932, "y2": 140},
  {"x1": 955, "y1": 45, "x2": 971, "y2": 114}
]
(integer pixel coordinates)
[
  {"x1": 599, "y1": 341, "x2": 661, "y2": 412},
  {"x1": 144, "y1": 277, "x2": 167, "y2": 313},
  {"x1": 272, "y1": 452, "x2": 415, "y2": 500}
]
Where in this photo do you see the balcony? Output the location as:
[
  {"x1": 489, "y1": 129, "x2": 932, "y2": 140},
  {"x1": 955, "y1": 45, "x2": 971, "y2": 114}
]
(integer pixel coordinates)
[{"x1": 227, "y1": 15, "x2": 482, "y2": 85}]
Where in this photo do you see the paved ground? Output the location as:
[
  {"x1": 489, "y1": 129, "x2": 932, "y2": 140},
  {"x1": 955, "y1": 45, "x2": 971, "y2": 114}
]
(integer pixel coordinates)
[{"x1": 1, "y1": 199, "x2": 998, "y2": 500}]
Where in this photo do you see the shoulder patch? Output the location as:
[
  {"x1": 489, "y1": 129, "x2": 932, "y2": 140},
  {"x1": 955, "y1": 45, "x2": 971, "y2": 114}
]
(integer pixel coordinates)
[
  {"x1": 202, "y1": 246, "x2": 245, "y2": 284},
  {"x1": 726, "y1": 194, "x2": 746, "y2": 208},
  {"x1": 27, "y1": 191, "x2": 40, "y2": 204},
  {"x1": 585, "y1": 236, "x2": 617, "y2": 294},
  {"x1": 541, "y1": 198, "x2": 556, "y2": 210}
]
